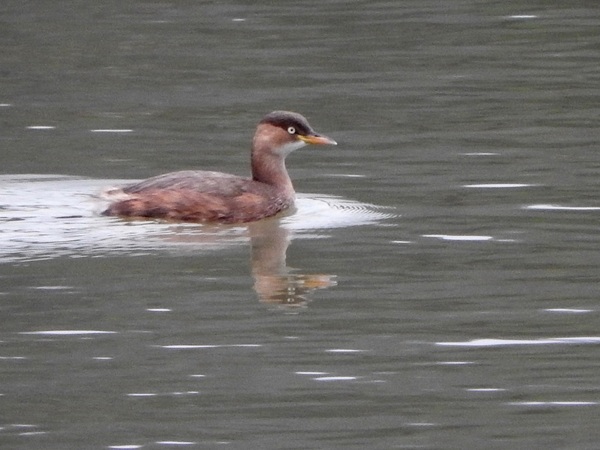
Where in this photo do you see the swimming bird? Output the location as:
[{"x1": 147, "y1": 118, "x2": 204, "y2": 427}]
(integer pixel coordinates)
[{"x1": 102, "y1": 111, "x2": 336, "y2": 223}]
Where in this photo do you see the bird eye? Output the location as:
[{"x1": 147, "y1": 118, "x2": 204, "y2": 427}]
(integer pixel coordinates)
[{"x1": 287, "y1": 126, "x2": 296, "y2": 135}]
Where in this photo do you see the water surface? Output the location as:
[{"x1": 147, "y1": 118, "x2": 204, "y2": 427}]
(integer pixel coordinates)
[{"x1": 2, "y1": 1, "x2": 600, "y2": 449}]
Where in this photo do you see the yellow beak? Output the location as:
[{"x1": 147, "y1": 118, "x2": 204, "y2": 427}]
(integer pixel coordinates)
[{"x1": 298, "y1": 134, "x2": 337, "y2": 146}]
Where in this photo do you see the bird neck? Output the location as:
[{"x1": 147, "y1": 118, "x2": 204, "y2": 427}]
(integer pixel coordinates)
[{"x1": 251, "y1": 145, "x2": 294, "y2": 196}]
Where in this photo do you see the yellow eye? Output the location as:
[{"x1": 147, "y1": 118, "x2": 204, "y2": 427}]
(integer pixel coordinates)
[{"x1": 287, "y1": 126, "x2": 296, "y2": 135}]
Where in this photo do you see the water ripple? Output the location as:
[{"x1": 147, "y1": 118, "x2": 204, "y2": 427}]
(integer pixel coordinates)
[
  {"x1": 0, "y1": 175, "x2": 391, "y2": 262},
  {"x1": 436, "y1": 337, "x2": 600, "y2": 347},
  {"x1": 524, "y1": 204, "x2": 600, "y2": 211}
]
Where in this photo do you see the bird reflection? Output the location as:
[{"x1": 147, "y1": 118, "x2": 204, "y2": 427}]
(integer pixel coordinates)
[
  {"x1": 162, "y1": 217, "x2": 336, "y2": 308},
  {"x1": 248, "y1": 219, "x2": 336, "y2": 308}
]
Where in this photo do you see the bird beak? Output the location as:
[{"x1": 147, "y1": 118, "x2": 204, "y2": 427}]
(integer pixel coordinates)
[{"x1": 298, "y1": 134, "x2": 337, "y2": 146}]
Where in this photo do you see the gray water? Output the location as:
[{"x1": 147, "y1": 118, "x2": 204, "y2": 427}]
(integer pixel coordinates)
[{"x1": 2, "y1": 1, "x2": 600, "y2": 449}]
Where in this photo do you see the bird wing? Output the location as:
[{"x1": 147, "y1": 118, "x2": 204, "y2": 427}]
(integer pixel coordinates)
[{"x1": 104, "y1": 171, "x2": 289, "y2": 223}]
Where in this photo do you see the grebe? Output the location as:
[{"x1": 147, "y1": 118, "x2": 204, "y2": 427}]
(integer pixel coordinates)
[{"x1": 102, "y1": 111, "x2": 337, "y2": 223}]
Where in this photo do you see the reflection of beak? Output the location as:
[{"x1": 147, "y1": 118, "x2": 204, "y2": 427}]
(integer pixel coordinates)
[{"x1": 298, "y1": 134, "x2": 337, "y2": 146}]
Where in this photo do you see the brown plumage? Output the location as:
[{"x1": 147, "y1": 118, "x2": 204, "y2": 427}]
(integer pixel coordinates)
[{"x1": 102, "y1": 111, "x2": 336, "y2": 223}]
